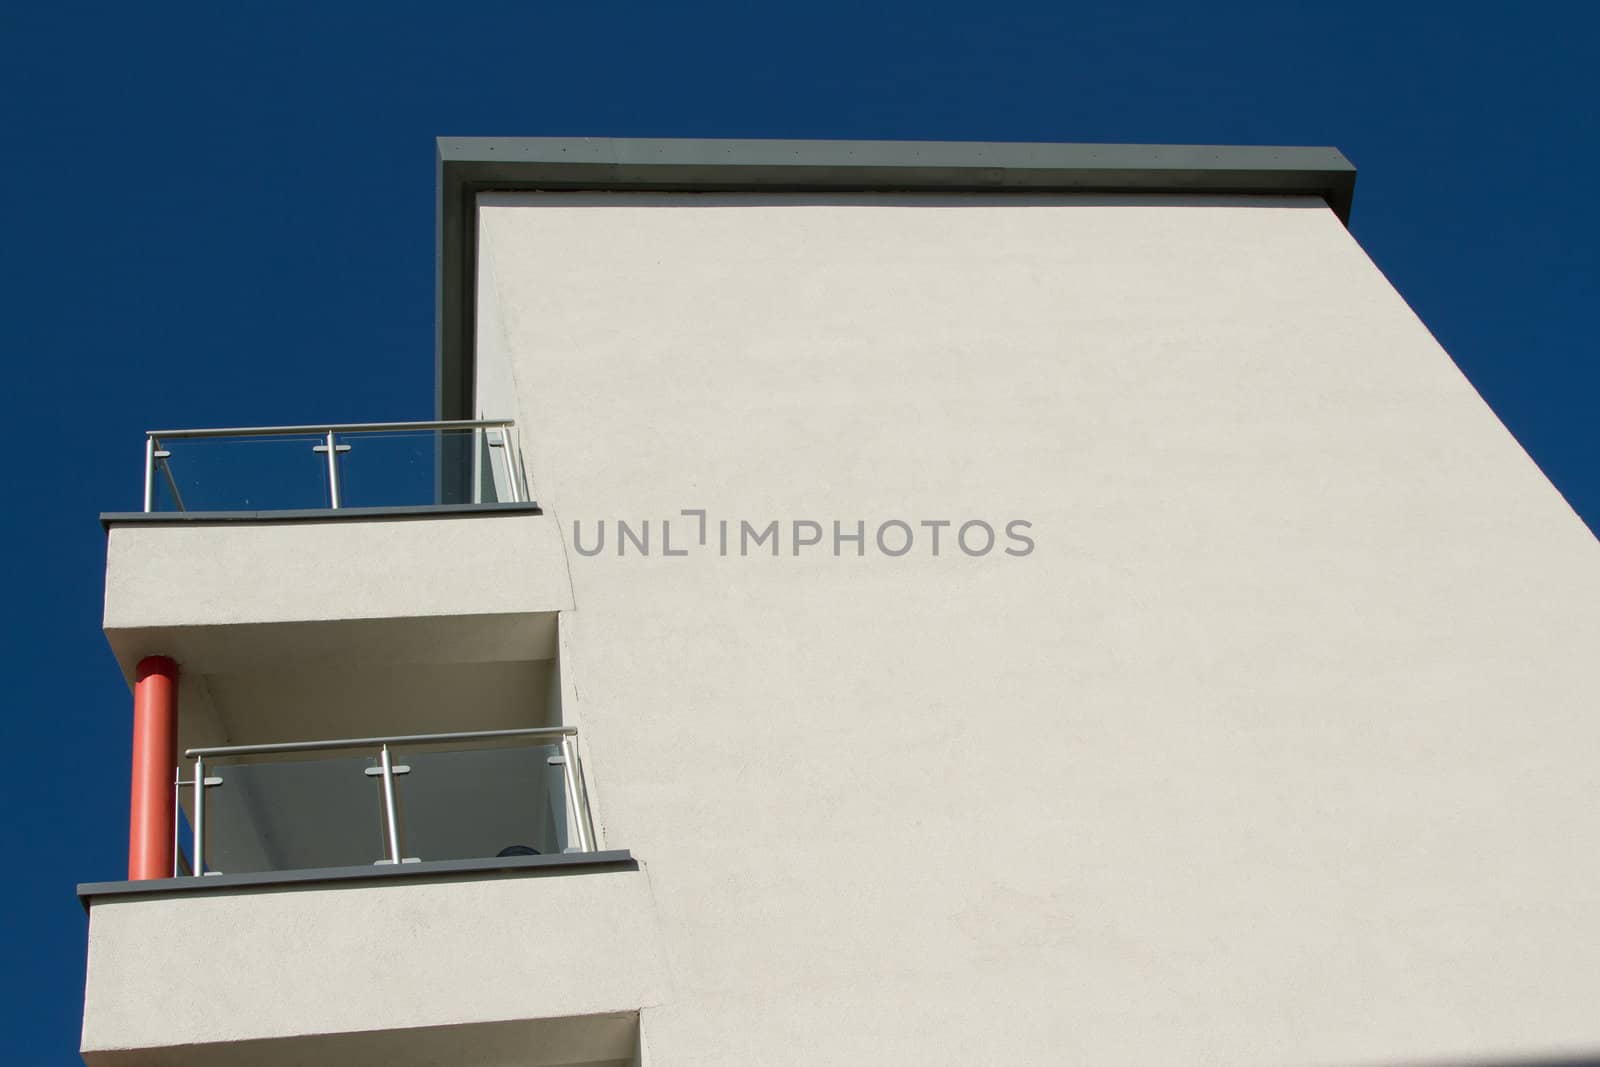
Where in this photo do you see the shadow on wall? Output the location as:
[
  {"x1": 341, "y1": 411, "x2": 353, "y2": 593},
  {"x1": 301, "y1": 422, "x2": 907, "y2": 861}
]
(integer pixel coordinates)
[
  {"x1": 475, "y1": 190, "x2": 1339, "y2": 212},
  {"x1": 1328, "y1": 1056, "x2": 1600, "y2": 1067},
  {"x1": 81, "y1": 1010, "x2": 641, "y2": 1066}
]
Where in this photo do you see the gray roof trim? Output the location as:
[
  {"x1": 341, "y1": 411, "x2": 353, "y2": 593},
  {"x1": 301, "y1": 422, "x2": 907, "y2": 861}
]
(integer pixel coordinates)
[
  {"x1": 77, "y1": 849, "x2": 636, "y2": 910},
  {"x1": 435, "y1": 136, "x2": 1358, "y2": 420}
]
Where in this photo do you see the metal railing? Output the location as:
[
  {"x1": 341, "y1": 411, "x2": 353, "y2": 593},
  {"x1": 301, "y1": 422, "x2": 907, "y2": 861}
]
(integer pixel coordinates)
[
  {"x1": 174, "y1": 726, "x2": 597, "y2": 877},
  {"x1": 143, "y1": 419, "x2": 530, "y2": 513}
]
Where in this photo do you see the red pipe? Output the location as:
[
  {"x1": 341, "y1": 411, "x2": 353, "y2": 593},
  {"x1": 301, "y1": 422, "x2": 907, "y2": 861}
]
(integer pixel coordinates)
[{"x1": 129, "y1": 656, "x2": 179, "y2": 880}]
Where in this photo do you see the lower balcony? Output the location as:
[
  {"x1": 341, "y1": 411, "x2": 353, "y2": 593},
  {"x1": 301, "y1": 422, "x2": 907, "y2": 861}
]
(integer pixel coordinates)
[{"x1": 78, "y1": 726, "x2": 663, "y2": 1066}]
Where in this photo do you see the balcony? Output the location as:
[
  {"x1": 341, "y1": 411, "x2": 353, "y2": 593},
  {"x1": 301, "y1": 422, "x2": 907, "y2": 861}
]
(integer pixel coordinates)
[
  {"x1": 79, "y1": 715, "x2": 655, "y2": 1062},
  {"x1": 102, "y1": 419, "x2": 568, "y2": 713},
  {"x1": 81, "y1": 648, "x2": 654, "y2": 1064}
]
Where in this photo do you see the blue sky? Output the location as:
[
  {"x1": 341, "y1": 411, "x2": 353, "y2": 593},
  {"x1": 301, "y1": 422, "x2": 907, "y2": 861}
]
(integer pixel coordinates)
[{"x1": 2, "y1": 2, "x2": 1596, "y2": 1060}]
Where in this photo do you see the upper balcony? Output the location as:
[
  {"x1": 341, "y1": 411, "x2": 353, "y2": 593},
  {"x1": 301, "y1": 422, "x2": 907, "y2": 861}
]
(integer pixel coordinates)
[{"x1": 102, "y1": 418, "x2": 569, "y2": 693}]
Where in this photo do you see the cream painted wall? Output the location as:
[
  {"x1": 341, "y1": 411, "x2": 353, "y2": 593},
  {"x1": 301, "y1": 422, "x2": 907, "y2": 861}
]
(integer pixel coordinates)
[{"x1": 475, "y1": 192, "x2": 1600, "y2": 1066}]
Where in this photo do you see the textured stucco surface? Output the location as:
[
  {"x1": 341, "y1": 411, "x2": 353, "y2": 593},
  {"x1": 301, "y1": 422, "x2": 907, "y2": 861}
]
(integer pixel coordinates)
[
  {"x1": 475, "y1": 192, "x2": 1600, "y2": 1066},
  {"x1": 105, "y1": 511, "x2": 569, "y2": 631},
  {"x1": 81, "y1": 870, "x2": 666, "y2": 1058}
]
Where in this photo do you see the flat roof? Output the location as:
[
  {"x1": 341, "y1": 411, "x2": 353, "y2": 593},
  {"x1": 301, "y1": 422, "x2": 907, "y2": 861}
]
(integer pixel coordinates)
[{"x1": 435, "y1": 136, "x2": 1357, "y2": 420}]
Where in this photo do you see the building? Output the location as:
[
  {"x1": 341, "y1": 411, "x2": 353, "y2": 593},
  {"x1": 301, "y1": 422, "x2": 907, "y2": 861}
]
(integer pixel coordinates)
[{"x1": 79, "y1": 138, "x2": 1600, "y2": 1066}]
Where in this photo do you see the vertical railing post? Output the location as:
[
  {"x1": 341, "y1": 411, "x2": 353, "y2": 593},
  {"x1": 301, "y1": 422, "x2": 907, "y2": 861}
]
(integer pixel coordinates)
[
  {"x1": 481, "y1": 424, "x2": 522, "y2": 503},
  {"x1": 378, "y1": 744, "x2": 402, "y2": 864},
  {"x1": 502, "y1": 428, "x2": 522, "y2": 503},
  {"x1": 511, "y1": 425, "x2": 530, "y2": 502},
  {"x1": 323, "y1": 429, "x2": 342, "y2": 509},
  {"x1": 143, "y1": 436, "x2": 155, "y2": 513},
  {"x1": 471, "y1": 426, "x2": 484, "y2": 505},
  {"x1": 489, "y1": 427, "x2": 522, "y2": 503},
  {"x1": 573, "y1": 736, "x2": 597, "y2": 851},
  {"x1": 559, "y1": 733, "x2": 593, "y2": 853},
  {"x1": 191, "y1": 754, "x2": 206, "y2": 878}
]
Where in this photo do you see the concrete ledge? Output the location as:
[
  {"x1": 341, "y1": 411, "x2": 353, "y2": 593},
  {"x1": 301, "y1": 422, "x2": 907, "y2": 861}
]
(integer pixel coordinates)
[
  {"x1": 102, "y1": 508, "x2": 571, "y2": 658},
  {"x1": 81, "y1": 856, "x2": 667, "y2": 1055},
  {"x1": 101, "y1": 501, "x2": 541, "y2": 529},
  {"x1": 78, "y1": 849, "x2": 636, "y2": 909}
]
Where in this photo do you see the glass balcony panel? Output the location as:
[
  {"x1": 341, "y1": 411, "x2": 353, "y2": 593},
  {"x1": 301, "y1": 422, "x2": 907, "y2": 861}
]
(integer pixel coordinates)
[
  {"x1": 201, "y1": 753, "x2": 388, "y2": 874},
  {"x1": 334, "y1": 426, "x2": 521, "y2": 507},
  {"x1": 334, "y1": 429, "x2": 442, "y2": 508},
  {"x1": 153, "y1": 433, "x2": 330, "y2": 512},
  {"x1": 395, "y1": 740, "x2": 571, "y2": 861},
  {"x1": 143, "y1": 421, "x2": 525, "y2": 512},
  {"x1": 394, "y1": 425, "x2": 519, "y2": 506},
  {"x1": 174, "y1": 805, "x2": 196, "y2": 877}
]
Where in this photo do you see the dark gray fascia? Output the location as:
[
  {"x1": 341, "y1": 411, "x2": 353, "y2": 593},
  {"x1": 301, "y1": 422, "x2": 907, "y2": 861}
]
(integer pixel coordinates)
[
  {"x1": 435, "y1": 136, "x2": 1358, "y2": 421},
  {"x1": 77, "y1": 849, "x2": 636, "y2": 910},
  {"x1": 100, "y1": 500, "x2": 542, "y2": 531}
]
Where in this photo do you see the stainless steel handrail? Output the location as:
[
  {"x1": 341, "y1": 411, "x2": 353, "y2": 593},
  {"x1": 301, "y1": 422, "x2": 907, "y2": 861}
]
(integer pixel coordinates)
[
  {"x1": 179, "y1": 725, "x2": 596, "y2": 877},
  {"x1": 186, "y1": 725, "x2": 578, "y2": 758},
  {"x1": 146, "y1": 419, "x2": 515, "y2": 439}
]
